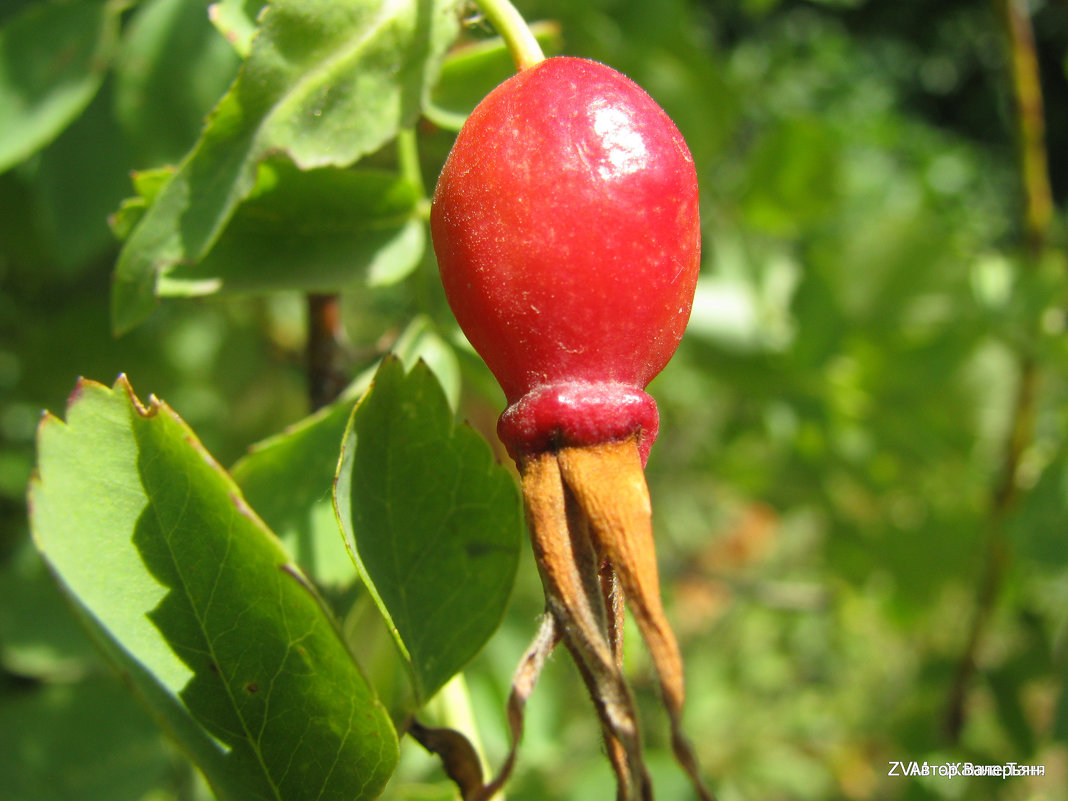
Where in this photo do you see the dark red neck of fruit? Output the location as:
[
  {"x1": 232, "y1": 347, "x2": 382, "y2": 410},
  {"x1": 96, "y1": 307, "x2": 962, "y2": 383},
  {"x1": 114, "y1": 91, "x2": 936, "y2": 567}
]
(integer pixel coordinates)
[{"x1": 497, "y1": 382, "x2": 659, "y2": 467}]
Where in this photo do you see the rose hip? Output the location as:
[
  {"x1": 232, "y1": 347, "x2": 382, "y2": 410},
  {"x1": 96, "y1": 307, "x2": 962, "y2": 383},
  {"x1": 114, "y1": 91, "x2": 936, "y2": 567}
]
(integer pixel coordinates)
[
  {"x1": 430, "y1": 55, "x2": 711, "y2": 801},
  {"x1": 430, "y1": 56, "x2": 700, "y2": 466}
]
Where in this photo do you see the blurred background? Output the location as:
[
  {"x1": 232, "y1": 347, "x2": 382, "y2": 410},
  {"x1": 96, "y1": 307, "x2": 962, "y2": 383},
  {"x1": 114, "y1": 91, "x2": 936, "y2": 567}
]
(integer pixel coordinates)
[{"x1": 2, "y1": 0, "x2": 1067, "y2": 799}]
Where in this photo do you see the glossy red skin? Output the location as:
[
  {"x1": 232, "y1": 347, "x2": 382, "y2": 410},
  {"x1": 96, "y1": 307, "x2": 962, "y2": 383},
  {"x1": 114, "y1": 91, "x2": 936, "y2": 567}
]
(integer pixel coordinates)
[{"x1": 431, "y1": 57, "x2": 700, "y2": 464}]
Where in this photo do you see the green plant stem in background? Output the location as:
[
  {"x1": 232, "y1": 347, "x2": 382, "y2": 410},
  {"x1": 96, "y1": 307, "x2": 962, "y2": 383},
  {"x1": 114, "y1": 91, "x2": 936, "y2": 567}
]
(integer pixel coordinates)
[
  {"x1": 473, "y1": 0, "x2": 544, "y2": 70},
  {"x1": 944, "y1": 0, "x2": 1053, "y2": 744},
  {"x1": 997, "y1": 0, "x2": 1053, "y2": 261},
  {"x1": 397, "y1": 127, "x2": 426, "y2": 201}
]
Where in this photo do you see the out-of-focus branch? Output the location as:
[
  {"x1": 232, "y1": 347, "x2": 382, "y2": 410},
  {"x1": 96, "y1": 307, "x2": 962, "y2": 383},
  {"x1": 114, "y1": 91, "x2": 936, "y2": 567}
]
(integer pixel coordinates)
[
  {"x1": 306, "y1": 293, "x2": 347, "y2": 411},
  {"x1": 999, "y1": 0, "x2": 1053, "y2": 260},
  {"x1": 945, "y1": 0, "x2": 1052, "y2": 743},
  {"x1": 945, "y1": 360, "x2": 1037, "y2": 741}
]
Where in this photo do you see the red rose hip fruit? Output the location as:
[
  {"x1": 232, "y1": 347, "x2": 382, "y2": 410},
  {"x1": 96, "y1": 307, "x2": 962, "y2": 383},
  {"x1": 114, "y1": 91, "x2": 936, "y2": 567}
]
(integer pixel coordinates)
[{"x1": 431, "y1": 56, "x2": 700, "y2": 465}]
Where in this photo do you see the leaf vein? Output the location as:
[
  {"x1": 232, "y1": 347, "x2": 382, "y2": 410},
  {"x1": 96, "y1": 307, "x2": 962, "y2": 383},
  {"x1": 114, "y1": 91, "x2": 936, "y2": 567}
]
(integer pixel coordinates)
[{"x1": 151, "y1": 485, "x2": 285, "y2": 801}]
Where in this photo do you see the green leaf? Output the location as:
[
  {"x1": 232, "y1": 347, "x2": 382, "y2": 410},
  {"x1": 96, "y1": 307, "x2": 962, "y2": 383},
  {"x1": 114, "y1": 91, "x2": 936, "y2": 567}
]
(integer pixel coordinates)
[
  {"x1": 109, "y1": 166, "x2": 175, "y2": 240},
  {"x1": 114, "y1": 0, "x2": 242, "y2": 167},
  {"x1": 29, "y1": 376, "x2": 398, "y2": 801},
  {"x1": 390, "y1": 314, "x2": 462, "y2": 412},
  {"x1": 232, "y1": 315, "x2": 461, "y2": 591},
  {"x1": 111, "y1": 0, "x2": 460, "y2": 332},
  {"x1": 0, "y1": 674, "x2": 177, "y2": 801},
  {"x1": 209, "y1": 0, "x2": 263, "y2": 58},
  {"x1": 0, "y1": 0, "x2": 119, "y2": 173},
  {"x1": 158, "y1": 160, "x2": 426, "y2": 296},
  {"x1": 335, "y1": 357, "x2": 522, "y2": 703},
  {"x1": 30, "y1": 82, "x2": 136, "y2": 271},
  {"x1": 233, "y1": 399, "x2": 358, "y2": 592}
]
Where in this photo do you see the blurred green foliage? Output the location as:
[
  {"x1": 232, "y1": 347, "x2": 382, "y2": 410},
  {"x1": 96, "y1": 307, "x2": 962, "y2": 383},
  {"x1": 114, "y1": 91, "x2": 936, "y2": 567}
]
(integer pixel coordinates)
[{"x1": 2, "y1": 0, "x2": 1067, "y2": 800}]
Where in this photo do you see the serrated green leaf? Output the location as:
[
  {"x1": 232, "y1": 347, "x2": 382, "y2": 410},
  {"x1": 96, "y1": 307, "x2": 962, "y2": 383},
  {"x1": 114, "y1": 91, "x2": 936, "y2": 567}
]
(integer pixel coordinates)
[
  {"x1": 114, "y1": 0, "x2": 242, "y2": 167},
  {"x1": 233, "y1": 400, "x2": 357, "y2": 592},
  {"x1": 111, "y1": 0, "x2": 460, "y2": 332},
  {"x1": 335, "y1": 357, "x2": 522, "y2": 703},
  {"x1": 390, "y1": 315, "x2": 462, "y2": 411},
  {"x1": 0, "y1": 0, "x2": 119, "y2": 172},
  {"x1": 29, "y1": 375, "x2": 398, "y2": 801},
  {"x1": 109, "y1": 165, "x2": 176, "y2": 240},
  {"x1": 157, "y1": 159, "x2": 425, "y2": 297},
  {"x1": 111, "y1": 160, "x2": 425, "y2": 294},
  {"x1": 209, "y1": 0, "x2": 263, "y2": 58},
  {"x1": 232, "y1": 316, "x2": 461, "y2": 591}
]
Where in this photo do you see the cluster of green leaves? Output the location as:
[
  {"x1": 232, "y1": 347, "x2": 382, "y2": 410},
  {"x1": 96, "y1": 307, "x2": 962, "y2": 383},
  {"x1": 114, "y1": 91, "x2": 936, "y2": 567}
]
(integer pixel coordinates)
[
  {"x1": 3, "y1": 0, "x2": 541, "y2": 799},
  {"x1": 2, "y1": 0, "x2": 1068, "y2": 800}
]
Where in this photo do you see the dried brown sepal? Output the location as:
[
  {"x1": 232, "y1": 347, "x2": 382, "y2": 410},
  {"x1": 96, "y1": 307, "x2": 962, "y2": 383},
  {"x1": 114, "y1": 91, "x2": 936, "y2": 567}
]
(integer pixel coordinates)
[
  {"x1": 598, "y1": 561, "x2": 629, "y2": 787},
  {"x1": 521, "y1": 451, "x2": 651, "y2": 801},
  {"x1": 600, "y1": 561, "x2": 625, "y2": 669},
  {"x1": 408, "y1": 720, "x2": 485, "y2": 800},
  {"x1": 557, "y1": 438, "x2": 716, "y2": 801}
]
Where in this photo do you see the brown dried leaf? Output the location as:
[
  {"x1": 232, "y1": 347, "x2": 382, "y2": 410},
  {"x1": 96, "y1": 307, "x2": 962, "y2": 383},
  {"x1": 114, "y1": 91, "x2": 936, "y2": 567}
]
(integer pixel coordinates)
[
  {"x1": 558, "y1": 438, "x2": 716, "y2": 801},
  {"x1": 520, "y1": 452, "x2": 650, "y2": 801},
  {"x1": 408, "y1": 720, "x2": 485, "y2": 800}
]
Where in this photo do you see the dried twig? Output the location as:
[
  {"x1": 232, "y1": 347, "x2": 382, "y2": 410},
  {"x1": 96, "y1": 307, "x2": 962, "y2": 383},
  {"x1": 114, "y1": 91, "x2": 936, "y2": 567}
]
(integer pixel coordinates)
[{"x1": 306, "y1": 293, "x2": 347, "y2": 410}]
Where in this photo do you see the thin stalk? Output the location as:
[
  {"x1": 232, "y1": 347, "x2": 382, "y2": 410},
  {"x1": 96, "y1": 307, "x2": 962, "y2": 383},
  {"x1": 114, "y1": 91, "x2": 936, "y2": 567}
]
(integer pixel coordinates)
[
  {"x1": 946, "y1": 357, "x2": 1038, "y2": 741},
  {"x1": 397, "y1": 128, "x2": 426, "y2": 199},
  {"x1": 998, "y1": 0, "x2": 1053, "y2": 260},
  {"x1": 945, "y1": 0, "x2": 1052, "y2": 742},
  {"x1": 473, "y1": 0, "x2": 545, "y2": 70},
  {"x1": 476, "y1": 614, "x2": 559, "y2": 801},
  {"x1": 396, "y1": 127, "x2": 442, "y2": 320}
]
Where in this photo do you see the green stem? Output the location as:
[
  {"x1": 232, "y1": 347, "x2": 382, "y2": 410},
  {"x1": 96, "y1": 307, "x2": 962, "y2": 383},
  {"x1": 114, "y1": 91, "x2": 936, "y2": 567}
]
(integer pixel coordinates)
[
  {"x1": 396, "y1": 127, "x2": 438, "y2": 315},
  {"x1": 997, "y1": 0, "x2": 1052, "y2": 261},
  {"x1": 397, "y1": 128, "x2": 425, "y2": 199},
  {"x1": 473, "y1": 0, "x2": 545, "y2": 70},
  {"x1": 944, "y1": 0, "x2": 1052, "y2": 744}
]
